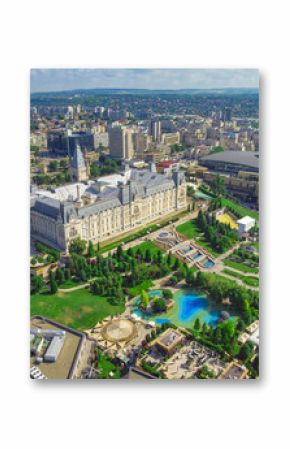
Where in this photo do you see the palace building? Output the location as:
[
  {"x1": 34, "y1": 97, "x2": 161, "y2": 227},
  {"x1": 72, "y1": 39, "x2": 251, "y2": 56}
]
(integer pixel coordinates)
[{"x1": 30, "y1": 147, "x2": 187, "y2": 252}]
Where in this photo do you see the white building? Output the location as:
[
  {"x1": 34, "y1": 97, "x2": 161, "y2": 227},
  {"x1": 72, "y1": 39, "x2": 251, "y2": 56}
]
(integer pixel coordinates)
[
  {"x1": 31, "y1": 162, "x2": 187, "y2": 251},
  {"x1": 44, "y1": 336, "x2": 65, "y2": 362},
  {"x1": 237, "y1": 216, "x2": 255, "y2": 234}
]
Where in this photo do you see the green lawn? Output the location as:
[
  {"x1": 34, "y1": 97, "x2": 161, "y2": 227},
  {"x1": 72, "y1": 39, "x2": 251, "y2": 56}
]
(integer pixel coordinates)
[
  {"x1": 31, "y1": 288, "x2": 125, "y2": 330},
  {"x1": 97, "y1": 351, "x2": 121, "y2": 379},
  {"x1": 223, "y1": 258, "x2": 259, "y2": 274},
  {"x1": 251, "y1": 241, "x2": 260, "y2": 250},
  {"x1": 176, "y1": 220, "x2": 202, "y2": 239},
  {"x1": 128, "y1": 279, "x2": 154, "y2": 297},
  {"x1": 58, "y1": 277, "x2": 85, "y2": 289},
  {"x1": 243, "y1": 276, "x2": 259, "y2": 287},
  {"x1": 129, "y1": 241, "x2": 161, "y2": 257},
  {"x1": 176, "y1": 220, "x2": 219, "y2": 256},
  {"x1": 222, "y1": 269, "x2": 259, "y2": 287},
  {"x1": 220, "y1": 198, "x2": 259, "y2": 221}
]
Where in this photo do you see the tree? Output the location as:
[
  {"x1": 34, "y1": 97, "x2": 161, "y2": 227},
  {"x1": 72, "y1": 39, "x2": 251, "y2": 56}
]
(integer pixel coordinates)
[
  {"x1": 152, "y1": 298, "x2": 166, "y2": 313},
  {"x1": 60, "y1": 159, "x2": 67, "y2": 168},
  {"x1": 239, "y1": 342, "x2": 254, "y2": 362},
  {"x1": 162, "y1": 289, "x2": 173, "y2": 299},
  {"x1": 88, "y1": 240, "x2": 95, "y2": 257},
  {"x1": 145, "y1": 249, "x2": 152, "y2": 263},
  {"x1": 173, "y1": 258, "x2": 181, "y2": 271},
  {"x1": 116, "y1": 245, "x2": 123, "y2": 260},
  {"x1": 139, "y1": 290, "x2": 149, "y2": 310},
  {"x1": 241, "y1": 298, "x2": 252, "y2": 324},
  {"x1": 49, "y1": 160, "x2": 59, "y2": 172},
  {"x1": 47, "y1": 254, "x2": 54, "y2": 264},
  {"x1": 50, "y1": 278, "x2": 58, "y2": 294},
  {"x1": 55, "y1": 268, "x2": 65, "y2": 285},
  {"x1": 212, "y1": 174, "x2": 225, "y2": 195},
  {"x1": 157, "y1": 250, "x2": 163, "y2": 264},
  {"x1": 170, "y1": 275, "x2": 178, "y2": 285},
  {"x1": 31, "y1": 275, "x2": 45, "y2": 294},
  {"x1": 69, "y1": 237, "x2": 87, "y2": 255},
  {"x1": 212, "y1": 326, "x2": 222, "y2": 343},
  {"x1": 31, "y1": 257, "x2": 37, "y2": 266},
  {"x1": 194, "y1": 318, "x2": 201, "y2": 331},
  {"x1": 220, "y1": 319, "x2": 236, "y2": 343},
  {"x1": 90, "y1": 163, "x2": 101, "y2": 178}
]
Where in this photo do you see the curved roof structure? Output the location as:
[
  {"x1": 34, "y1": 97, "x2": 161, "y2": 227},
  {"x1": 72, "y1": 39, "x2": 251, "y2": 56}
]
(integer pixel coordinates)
[{"x1": 200, "y1": 150, "x2": 259, "y2": 171}]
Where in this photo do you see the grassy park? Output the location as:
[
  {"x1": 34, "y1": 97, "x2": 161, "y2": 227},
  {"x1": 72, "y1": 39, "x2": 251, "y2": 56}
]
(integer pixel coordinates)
[
  {"x1": 96, "y1": 350, "x2": 121, "y2": 379},
  {"x1": 58, "y1": 277, "x2": 86, "y2": 289},
  {"x1": 31, "y1": 288, "x2": 125, "y2": 330},
  {"x1": 176, "y1": 220, "x2": 219, "y2": 256},
  {"x1": 128, "y1": 241, "x2": 161, "y2": 257},
  {"x1": 223, "y1": 258, "x2": 259, "y2": 274},
  {"x1": 176, "y1": 220, "x2": 203, "y2": 239},
  {"x1": 222, "y1": 269, "x2": 259, "y2": 287}
]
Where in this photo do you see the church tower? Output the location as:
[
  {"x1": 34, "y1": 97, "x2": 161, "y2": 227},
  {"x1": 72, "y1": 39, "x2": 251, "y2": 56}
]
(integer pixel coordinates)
[{"x1": 69, "y1": 145, "x2": 89, "y2": 182}]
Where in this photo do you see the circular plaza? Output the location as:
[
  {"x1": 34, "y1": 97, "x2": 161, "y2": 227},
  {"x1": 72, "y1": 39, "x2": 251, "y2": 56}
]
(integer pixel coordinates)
[{"x1": 100, "y1": 318, "x2": 138, "y2": 343}]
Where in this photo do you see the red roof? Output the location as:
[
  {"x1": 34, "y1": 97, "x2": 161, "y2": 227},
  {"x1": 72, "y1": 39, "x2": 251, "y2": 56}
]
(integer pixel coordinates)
[{"x1": 157, "y1": 160, "x2": 178, "y2": 168}]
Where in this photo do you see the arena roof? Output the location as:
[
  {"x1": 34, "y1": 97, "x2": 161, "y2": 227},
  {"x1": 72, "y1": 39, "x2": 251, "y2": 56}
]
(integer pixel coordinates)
[{"x1": 200, "y1": 151, "x2": 259, "y2": 170}]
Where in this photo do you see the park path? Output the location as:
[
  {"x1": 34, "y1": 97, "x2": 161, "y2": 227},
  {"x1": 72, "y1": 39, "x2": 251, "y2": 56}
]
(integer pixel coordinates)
[
  {"x1": 217, "y1": 272, "x2": 259, "y2": 291},
  {"x1": 58, "y1": 283, "x2": 90, "y2": 292},
  {"x1": 216, "y1": 243, "x2": 241, "y2": 261}
]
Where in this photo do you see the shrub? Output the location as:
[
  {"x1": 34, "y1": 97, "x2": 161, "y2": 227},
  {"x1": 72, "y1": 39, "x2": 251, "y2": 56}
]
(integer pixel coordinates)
[
  {"x1": 162, "y1": 289, "x2": 173, "y2": 299},
  {"x1": 152, "y1": 298, "x2": 167, "y2": 313}
]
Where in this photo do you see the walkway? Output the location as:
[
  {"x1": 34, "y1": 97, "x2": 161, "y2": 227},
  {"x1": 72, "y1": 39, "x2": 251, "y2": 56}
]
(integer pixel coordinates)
[
  {"x1": 218, "y1": 272, "x2": 259, "y2": 291},
  {"x1": 58, "y1": 283, "x2": 90, "y2": 292}
]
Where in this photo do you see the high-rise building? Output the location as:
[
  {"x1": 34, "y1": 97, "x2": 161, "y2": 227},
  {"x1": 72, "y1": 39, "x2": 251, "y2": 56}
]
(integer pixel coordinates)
[
  {"x1": 108, "y1": 127, "x2": 134, "y2": 160},
  {"x1": 162, "y1": 132, "x2": 180, "y2": 146},
  {"x1": 66, "y1": 106, "x2": 74, "y2": 119},
  {"x1": 149, "y1": 120, "x2": 161, "y2": 142},
  {"x1": 132, "y1": 132, "x2": 148, "y2": 158},
  {"x1": 223, "y1": 107, "x2": 232, "y2": 122},
  {"x1": 47, "y1": 130, "x2": 95, "y2": 156}
]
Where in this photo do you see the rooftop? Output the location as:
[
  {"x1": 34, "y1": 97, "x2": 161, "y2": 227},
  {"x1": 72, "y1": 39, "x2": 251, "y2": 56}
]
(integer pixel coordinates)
[
  {"x1": 237, "y1": 216, "x2": 256, "y2": 225},
  {"x1": 30, "y1": 316, "x2": 85, "y2": 379},
  {"x1": 200, "y1": 150, "x2": 259, "y2": 170},
  {"x1": 155, "y1": 328, "x2": 184, "y2": 352},
  {"x1": 219, "y1": 362, "x2": 248, "y2": 380},
  {"x1": 31, "y1": 166, "x2": 183, "y2": 222}
]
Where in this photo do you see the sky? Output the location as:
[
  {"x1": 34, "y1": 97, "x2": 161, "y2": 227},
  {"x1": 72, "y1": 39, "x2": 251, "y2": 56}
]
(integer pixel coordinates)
[{"x1": 30, "y1": 68, "x2": 259, "y2": 93}]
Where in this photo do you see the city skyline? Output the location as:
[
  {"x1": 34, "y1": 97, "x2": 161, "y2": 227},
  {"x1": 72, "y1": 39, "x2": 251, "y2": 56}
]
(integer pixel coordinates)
[
  {"x1": 31, "y1": 68, "x2": 259, "y2": 93},
  {"x1": 30, "y1": 70, "x2": 259, "y2": 381}
]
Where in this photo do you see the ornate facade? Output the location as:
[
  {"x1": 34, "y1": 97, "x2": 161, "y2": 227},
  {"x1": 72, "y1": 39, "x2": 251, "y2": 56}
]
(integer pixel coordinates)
[{"x1": 31, "y1": 163, "x2": 187, "y2": 252}]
